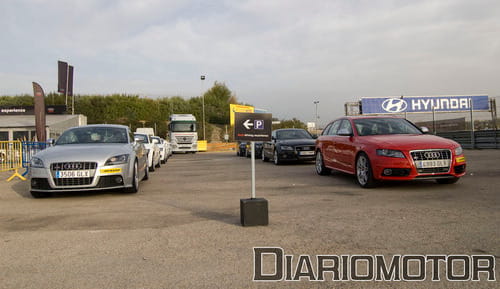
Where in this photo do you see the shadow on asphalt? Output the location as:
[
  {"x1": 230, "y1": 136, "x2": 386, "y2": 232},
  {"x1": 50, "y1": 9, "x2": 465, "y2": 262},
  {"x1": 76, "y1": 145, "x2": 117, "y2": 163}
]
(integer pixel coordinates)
[{"x1": 190, "y1": 210, "x2": 240, "y2": 226}]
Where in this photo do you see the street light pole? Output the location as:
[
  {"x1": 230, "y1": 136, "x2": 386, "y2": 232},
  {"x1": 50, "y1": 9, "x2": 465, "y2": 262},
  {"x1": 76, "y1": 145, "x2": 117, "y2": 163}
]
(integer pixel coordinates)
[
  {"x1": 313, "y1": 100, "x2": 319, "y2": 129},
  {"x1": 201, "y1": 75, "x2": 206, "y2": 140}
]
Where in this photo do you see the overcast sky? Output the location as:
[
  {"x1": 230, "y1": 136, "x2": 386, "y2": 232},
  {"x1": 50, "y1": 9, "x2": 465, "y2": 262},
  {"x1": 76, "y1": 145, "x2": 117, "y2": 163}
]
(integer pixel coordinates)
[{"x1": 1, "y1": 0, "x2": 499, "y2": 125}]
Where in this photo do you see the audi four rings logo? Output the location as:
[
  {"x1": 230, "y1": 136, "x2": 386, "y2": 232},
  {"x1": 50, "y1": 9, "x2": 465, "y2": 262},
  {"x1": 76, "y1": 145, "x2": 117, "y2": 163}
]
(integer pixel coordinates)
[
  {"x1": 66, "y1": 163, "x2": 82, "y2": 170},
  {"x1": 382, "y1": 98, "x2": 408, "y2": 113},
  {"x1": 424, "y1": 151, "x2": 441, "y2": 159},
  {"x1": 55, "y1": 163, "x2": 83, "y2": 170}
]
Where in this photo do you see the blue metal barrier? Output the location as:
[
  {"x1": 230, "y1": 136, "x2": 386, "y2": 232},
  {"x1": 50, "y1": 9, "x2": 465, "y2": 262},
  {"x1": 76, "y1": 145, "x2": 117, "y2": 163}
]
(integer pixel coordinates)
[{"x1": 22, "y1": 142, "x2": 48, "y2": 176}]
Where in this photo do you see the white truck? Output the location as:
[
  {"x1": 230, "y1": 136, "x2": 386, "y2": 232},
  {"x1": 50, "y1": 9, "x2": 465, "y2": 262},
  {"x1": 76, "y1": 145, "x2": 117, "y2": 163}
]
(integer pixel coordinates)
[
  {"x1": 169, "y1": 114, "x2": 198, "y2": 153},
  {"x1": 135, "y1": 127, "x2": 155, "y2": 136}
]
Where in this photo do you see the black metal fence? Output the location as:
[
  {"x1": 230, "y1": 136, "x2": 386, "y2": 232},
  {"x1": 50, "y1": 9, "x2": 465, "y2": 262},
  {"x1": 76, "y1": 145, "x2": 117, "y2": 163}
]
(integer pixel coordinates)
[{"x1": 437, "y1": 130, "x2": 500, "y2": 149}]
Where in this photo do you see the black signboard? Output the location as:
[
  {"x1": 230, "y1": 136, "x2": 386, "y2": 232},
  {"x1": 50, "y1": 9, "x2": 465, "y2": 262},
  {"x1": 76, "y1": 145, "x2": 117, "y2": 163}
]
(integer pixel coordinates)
[
  {"x1": 234, "y1": 112, "x2": 272, "y2": 141},
  {"x1": 0, "y1": 105, "x2": 67, "y2": 115}
]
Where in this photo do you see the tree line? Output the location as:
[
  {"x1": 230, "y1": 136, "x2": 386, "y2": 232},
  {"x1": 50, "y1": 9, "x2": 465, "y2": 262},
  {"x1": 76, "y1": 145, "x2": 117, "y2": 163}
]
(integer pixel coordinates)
[{"x1": 1, "y1": 82, "x2": 306, "y2": 140}]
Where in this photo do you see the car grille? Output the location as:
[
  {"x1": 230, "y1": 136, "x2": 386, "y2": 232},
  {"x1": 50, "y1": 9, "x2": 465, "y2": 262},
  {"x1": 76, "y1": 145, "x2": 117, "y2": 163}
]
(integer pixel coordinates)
[
  {"x1": 295, "y1": 146, "x2": 315, "y2": 151},
  {"x1": 50, "y1": 162, "x2": 97, "y2": 187},
  {"x1": 54, "y1": 178, "x2": 93, "y2": 186},
  {"x1": 51, "y1": 162, "x2": 97, "y2": 170},
  {"x1": 410, "y1": 149, "x2": 451, "y2": 174},
  {"x1": 175, "y1": 135, "x2": 194, "y2": 144}
]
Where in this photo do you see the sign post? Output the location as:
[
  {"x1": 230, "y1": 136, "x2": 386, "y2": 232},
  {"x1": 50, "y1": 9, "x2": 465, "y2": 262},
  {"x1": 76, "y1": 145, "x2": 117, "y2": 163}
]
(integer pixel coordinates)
[{"x1": 234, "y1": 112, "x2": 272, "y2": 226}]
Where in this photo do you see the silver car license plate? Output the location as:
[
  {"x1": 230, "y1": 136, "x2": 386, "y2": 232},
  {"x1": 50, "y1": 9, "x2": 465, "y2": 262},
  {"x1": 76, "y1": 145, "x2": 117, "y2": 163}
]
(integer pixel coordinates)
[{"x1": 55, "y1": 170, "x2": 91, "y2": 178}]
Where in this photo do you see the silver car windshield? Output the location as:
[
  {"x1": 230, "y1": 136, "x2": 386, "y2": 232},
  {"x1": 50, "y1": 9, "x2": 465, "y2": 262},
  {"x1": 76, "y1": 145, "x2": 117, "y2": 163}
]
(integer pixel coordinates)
[
  {"x1": 56, "y1": 127, "x2": 128, "y2": 145},
  {"x1": 353, "y1": 118, "x2": 422, "y2": 136}
]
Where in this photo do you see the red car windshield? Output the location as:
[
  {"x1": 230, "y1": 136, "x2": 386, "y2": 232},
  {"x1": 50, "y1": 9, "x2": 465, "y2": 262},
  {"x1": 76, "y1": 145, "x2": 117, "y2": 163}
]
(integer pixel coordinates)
[{"x1": 353, "y1": 118, "x2": 422, "y2": 136}]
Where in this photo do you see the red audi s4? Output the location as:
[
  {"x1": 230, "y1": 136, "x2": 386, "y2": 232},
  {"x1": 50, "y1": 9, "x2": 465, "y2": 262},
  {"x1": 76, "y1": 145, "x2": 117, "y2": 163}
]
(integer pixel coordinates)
[{"x1": 315, "y1": 116, "x2": 466, "y2": 188}]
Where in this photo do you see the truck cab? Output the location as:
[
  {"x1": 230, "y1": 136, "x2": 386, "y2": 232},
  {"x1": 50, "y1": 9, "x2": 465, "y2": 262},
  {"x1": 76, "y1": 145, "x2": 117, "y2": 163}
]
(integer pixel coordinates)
[{"x1": 169, "y1": 114, "x2": 198, "y2": 153}]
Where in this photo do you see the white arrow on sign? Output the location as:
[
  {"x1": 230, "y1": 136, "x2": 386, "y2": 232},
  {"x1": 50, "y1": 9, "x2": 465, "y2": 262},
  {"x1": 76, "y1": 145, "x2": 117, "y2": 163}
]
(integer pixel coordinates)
[{"x1": 243, "y1": 119, "x2": 254, "y2": 130}]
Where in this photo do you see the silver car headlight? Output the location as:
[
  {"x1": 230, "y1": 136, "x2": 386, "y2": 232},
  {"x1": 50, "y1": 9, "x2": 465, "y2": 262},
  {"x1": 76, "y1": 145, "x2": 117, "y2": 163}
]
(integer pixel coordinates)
[
  {"x1": 376, "y1": 149, "x2": 405, "y2": 158},
  {"x1": 455, "y1": 146, "x2": 463, "y2": 155},
  {"x1": 105, "y1": 154, "x2": 129, "y2": 166},
  {"x1": 31, "y1": 157, "x2": 45, "y2": 168},
  {"x1": 280, "y1": 145, "x2": 294, "y2": 151}
]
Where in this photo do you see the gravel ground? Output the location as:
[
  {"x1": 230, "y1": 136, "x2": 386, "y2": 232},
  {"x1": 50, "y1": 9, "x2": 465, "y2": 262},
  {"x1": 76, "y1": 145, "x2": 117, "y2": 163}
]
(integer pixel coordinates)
[{"x1": 0, "y1": 150, "x2": 498, "y2": 289}]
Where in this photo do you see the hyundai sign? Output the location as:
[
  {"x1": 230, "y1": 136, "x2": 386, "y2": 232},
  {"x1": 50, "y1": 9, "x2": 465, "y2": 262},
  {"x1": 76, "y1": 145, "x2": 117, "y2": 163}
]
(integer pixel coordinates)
[{"x1": 361, "y1": 95, "x2": 489, "y2": 114}]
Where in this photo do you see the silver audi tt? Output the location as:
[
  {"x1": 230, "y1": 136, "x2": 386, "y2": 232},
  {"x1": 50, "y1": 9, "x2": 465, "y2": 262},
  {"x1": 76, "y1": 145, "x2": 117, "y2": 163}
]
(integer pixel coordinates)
[{"x1": 29, "y1": 124, "x2": 148, "y2": 198}]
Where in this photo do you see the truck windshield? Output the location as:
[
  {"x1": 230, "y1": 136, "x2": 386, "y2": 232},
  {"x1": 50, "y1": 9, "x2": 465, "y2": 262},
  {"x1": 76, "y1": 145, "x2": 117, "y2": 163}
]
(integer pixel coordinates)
[{"x1": 171, "y1": 122, "x2": 196, "y2": 132}]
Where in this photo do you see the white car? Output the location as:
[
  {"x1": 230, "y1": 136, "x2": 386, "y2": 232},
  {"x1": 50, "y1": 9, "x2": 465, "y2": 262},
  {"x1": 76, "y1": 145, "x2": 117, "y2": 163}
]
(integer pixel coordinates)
[
  {"x1": 134, "y1": 133, "x2": 161, "y2": 172},
  {"x1": 164, "y1": 138, "x2": 173, "y2": 158},
  {"x1": 151, "y1": 136, "x2": 168, "y2": 164}
]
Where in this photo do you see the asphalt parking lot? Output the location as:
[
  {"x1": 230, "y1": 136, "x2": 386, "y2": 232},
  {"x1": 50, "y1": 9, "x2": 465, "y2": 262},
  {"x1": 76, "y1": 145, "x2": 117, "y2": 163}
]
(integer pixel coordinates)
[{"x1": 0, "y1": 149, "x2": 498, "y2": 289}]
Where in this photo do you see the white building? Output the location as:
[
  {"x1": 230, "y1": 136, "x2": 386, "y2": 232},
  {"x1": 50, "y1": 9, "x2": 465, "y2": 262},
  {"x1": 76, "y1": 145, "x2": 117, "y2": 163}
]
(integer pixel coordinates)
[{"x1": 0, "y1": 114, "x2": 87, "y2": 141}]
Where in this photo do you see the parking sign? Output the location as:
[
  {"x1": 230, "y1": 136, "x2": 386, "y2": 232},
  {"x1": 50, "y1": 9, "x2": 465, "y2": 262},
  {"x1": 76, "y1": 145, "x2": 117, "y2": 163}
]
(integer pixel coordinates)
[{"x1": 234, "y1": 112, "x2": 272, "y2": 141}]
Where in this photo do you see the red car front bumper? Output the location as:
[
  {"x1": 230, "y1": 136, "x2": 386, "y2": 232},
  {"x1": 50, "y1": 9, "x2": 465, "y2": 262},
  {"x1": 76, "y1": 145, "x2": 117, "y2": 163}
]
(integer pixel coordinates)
[{"x1": 370, "y1": 153, "x2": 467, "y2": 181}]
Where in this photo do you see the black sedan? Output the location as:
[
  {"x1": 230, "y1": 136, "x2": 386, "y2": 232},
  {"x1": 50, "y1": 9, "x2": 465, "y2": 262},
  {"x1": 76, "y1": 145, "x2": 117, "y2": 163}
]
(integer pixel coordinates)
[
  {"x1": 261, "y1": 129, "x2": 316, "y2": 165},
  {"x1": 236, "y1": 141, "x2": 247, "y2": 157},
  {"x1": 245, "y1": 141, "x2": 263, "y2": 158}
]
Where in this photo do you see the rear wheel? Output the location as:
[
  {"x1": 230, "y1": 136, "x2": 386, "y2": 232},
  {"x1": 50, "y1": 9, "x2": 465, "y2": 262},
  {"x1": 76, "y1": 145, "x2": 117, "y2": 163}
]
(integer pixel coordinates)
[
  {"x1": 149, "y1": 156, "x2": 155, "y2": 172},
  {"x1": 356, "y1": 152, "x2": 377, "y2": 188},
  {"x1": 436, "y1": 177, "x2": 459, "y2": 184},
  {"x1": 142, "y1": 162, "x2": 149, "y2": 180},
  {"x1": 262, "y1": 150, "x2": 269, "y2": 162},
  {"x1": 315, "y1": 151, "x2": 331, "y2": 175}
]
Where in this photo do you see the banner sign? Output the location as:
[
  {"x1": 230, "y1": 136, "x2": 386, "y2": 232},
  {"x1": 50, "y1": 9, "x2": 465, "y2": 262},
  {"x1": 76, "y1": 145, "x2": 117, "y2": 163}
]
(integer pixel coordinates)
[
  {"x1": 58, "y1": 61, "x2": 68, "y2": 94},
  {"x1": 0, "y1": 105, "x2": 67, "y2": 115},
  {"x1": 361, "y1": 95, "x2": 489, "y2": 114},
  {"x1": 33, "y1": 82, "x2": 47, "y2": 142}
]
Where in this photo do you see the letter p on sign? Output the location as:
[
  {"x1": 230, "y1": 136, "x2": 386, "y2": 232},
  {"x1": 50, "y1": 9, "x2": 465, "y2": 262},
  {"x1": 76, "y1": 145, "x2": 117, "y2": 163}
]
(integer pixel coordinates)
[{"x1": 255, "y1": 120, "x2": 264, "y2": 130}]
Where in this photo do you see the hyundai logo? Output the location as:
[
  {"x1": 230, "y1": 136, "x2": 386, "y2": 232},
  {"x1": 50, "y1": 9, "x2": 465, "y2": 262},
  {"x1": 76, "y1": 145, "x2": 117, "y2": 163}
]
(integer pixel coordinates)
[
  {"x1": 382, "y1": 98, "x2": 408, "y2": 113},
  {"x1": 424, "y1": 151, "x2": 441, "y2": 159}
]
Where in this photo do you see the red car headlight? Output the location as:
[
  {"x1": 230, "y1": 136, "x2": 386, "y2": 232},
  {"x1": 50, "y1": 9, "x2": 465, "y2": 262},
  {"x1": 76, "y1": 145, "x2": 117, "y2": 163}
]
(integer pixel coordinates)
[{"x1": 376, "y1": 149, "x2": 405, "y2": 158}]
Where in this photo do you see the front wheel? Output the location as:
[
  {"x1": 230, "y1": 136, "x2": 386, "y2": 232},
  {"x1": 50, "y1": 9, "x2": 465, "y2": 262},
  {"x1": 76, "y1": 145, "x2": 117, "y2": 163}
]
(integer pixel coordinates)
[
  {"x1": 356, "y1": 153, "x2": 377, "y2": 188},
  {"x1": 273, "y1": 150, "x2": 281, "y2": 165},
  {"x1": 315, "y1": 151, "x2": 331, "y2": 175},
  {"x1": 124, "y1": 161, "x2": 139, "y2": 193}
]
